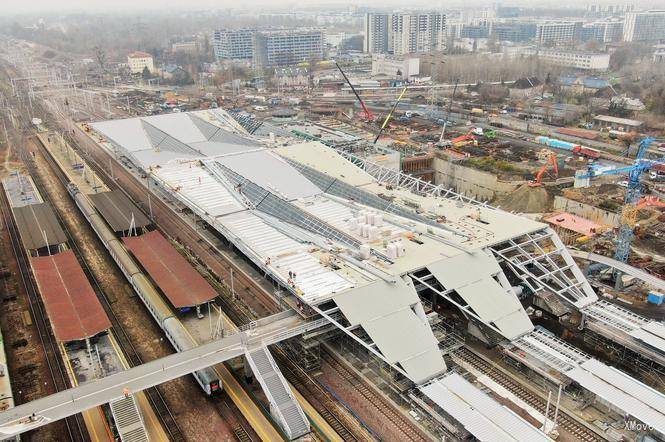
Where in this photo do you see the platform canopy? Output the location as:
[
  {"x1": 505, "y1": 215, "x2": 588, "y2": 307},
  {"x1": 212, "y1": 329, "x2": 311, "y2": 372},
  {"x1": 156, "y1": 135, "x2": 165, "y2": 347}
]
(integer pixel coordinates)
[
  {"x1": 89, "y1": 190, "x2": 151, "y2": 233},
  {"x1": 13, "y1": 203, "x2": 67, "y2": 250},
  {"x1": 123, "y1": 231, "x2": 217, "y2": 308},
  {"x1": 30, "y1": 251, "x2": 111, "y2": 342}
]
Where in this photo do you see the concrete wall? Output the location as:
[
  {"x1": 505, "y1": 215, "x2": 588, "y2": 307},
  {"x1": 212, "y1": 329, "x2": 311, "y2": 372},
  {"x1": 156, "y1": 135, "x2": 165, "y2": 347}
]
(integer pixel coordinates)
[
  {"x1": 553, "y1": 195, "x2": 620, "y2": 227},
  {"x1": 433, "y1": 157, "x2": 521, "y2": 201}
]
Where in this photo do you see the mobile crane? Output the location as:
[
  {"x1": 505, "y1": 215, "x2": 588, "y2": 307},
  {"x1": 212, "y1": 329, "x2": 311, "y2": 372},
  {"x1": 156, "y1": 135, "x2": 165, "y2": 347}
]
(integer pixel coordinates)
[{"x1": 334, "y1": 61, "x2": 375, "y2": 122}]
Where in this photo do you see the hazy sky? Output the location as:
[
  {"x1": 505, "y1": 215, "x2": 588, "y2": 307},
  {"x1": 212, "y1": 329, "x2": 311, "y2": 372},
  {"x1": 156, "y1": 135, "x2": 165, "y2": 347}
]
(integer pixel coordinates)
[{"x1": 3, "y1": 0, "x2": 664, "y2": 14}]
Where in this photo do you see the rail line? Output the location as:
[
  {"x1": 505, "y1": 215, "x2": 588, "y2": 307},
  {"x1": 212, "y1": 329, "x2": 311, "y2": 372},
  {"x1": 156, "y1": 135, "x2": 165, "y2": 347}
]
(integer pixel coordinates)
[
  {"x1": 451, "y1": 347, "x2": 603, "y2": 442},
  {"x1": 213, "y1": 395, "x2": 256, "y2": 442},
  {"x1": 321, "y1": 349, "x2": 430, "y2": 442},
  {"x1": 30, "y1": 135, "x2": 185, "y2": 441},
  {"x1": 48, "y1": 120, "x2": 433, "y2": 442},
  {"x1": 190, "y1": 247, "x2": 367, "y2": 442},
  {"x1": 0, "y1": 166, "x2": 87, "y2": 442}
]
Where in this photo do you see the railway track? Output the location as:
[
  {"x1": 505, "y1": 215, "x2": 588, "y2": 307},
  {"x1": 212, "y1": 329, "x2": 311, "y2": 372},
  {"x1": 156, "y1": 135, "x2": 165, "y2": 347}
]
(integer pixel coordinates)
[
  {"x1": 29, "y1": 135, "x2": 186, "y2": 441},
  {"x1": 321, "y1": 349, "x2": 430, "y2": 442},
  {"x1": 41, "y1": 115, "x2": 435, "y2": 442},
  {"x1": 273, "y1": 348, "x2": 363, "y2": 442},
  {"x1": 64, "y1": 126, "x2": 279, "y2": 318},
  {"x1": 213, "y1": 395, "x2": 256, "y2": 442},
  {"x1": 451, "y1": 347, "x2": 604, "y2": 442},
  {"x1": 0, "y1": 171, "x2": 87, "y2": 442}
]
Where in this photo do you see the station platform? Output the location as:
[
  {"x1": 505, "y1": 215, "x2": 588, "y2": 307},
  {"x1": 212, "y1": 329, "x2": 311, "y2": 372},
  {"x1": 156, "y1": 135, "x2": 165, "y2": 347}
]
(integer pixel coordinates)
[{"x1": 504, "y1": 327, "x2": 665, "y2": 436}]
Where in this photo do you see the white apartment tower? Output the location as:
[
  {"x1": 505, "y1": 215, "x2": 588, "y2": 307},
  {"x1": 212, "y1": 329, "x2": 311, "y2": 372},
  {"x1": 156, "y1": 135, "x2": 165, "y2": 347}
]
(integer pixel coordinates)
[
  {"x1": 535, "y1": 21, "x2": 583, "y2": 45},
  {"x1": 365, "y1": 13, "x2": 390, "y2": 53},
  {"x1": 365, "y1": 12, "x2": 446, "y2": 55},
  {"x1": 623, "y1": 10, "x2": 665, "y2": 42}
]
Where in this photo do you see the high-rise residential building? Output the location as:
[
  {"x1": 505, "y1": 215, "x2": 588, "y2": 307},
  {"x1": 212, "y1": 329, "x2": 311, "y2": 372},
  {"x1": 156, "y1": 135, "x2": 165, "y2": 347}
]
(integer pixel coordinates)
[
  {"x1": 365, "y1": 13, "x2": 390, "y2": 53},
  {"x1": 461, "y1": 24, "x2": 490, "y2": 39},
  {"x1": 364, "y1": 12, "x2": 446, "y2": 55},
  {"x1": 581, "y1": 20, "x2": 624, "y2": 43},
  {"x1": 254, "y1": 28, "x2": 325, "y2": 67},
  {"x1": 623, "y1": 10, "x2": 665, "y2": 42},
  {"x1": 213, "y1": 28, "x2": 324, "y2": 67},
  {"x1": 492, "y1": 23, "x2": 537, "y2": 42},
  {"x1": 586, "y1": 4, "x2": 634, "y2": 17},
  {"x1": 536, "y1": 21, "x2": 583, "y2": 45},
  {"x1": 213, "y1": 29, "x2": 255, "y2": 61}
]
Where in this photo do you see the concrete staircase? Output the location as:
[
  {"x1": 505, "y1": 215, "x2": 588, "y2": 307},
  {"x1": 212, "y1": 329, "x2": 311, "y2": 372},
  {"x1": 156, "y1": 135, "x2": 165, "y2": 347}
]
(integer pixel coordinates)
[
  {"x1": 245, "y1": 344, "x2": 310, "y2": 440},
  {"x1": 109, "y1": 395, "x2": 149, "y2": 442}
]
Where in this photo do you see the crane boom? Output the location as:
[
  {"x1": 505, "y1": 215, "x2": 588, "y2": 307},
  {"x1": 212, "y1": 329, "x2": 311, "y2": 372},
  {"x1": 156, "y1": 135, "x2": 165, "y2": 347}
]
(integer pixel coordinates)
[
  {"x1": 575, "y1": 138, "x2": 659, "y2": 268},
  {"x1": 334, "y1": 61, "x2": 375, "y2": 121},
  {"x1": 373, "y1": 86, "x2": 408, "y2": 144}
]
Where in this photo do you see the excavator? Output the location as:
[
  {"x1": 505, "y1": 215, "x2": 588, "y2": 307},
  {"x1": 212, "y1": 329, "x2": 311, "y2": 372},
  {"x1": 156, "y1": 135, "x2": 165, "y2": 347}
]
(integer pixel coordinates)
[{"x1": 529, "y1": 153, "x2": 559, "y2": 187}]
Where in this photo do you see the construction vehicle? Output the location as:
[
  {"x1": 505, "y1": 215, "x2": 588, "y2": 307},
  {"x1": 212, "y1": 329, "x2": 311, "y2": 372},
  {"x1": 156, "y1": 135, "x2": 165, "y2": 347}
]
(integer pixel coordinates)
[
  {"x1": 450, "y1": 131, "x2": 477, "y2": 148},
  {"x1": 334, "y1": 61, "x2": 375, "y2": 122},
  {"x1": 471, "y1": 127, "x2": 496, "y2": 139},
  {"x1": 577, "y1": 137, "x2": 659, "y2": 275},
  {"x1": 529, "y1": 153, "x2": 559, "y2": 187}
]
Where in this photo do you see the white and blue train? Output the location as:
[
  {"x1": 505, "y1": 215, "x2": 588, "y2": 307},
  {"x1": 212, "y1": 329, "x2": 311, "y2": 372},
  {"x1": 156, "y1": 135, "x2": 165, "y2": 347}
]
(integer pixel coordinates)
[{"x1": 67, "y1": 183, "x2": 221, "y2": 395}]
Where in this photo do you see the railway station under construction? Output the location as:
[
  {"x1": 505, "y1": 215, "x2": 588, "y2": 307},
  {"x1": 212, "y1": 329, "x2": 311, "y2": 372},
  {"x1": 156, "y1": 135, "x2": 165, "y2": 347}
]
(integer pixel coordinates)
[{"x1": 1, "y1": 108, "x2": 665, "y2": 441}]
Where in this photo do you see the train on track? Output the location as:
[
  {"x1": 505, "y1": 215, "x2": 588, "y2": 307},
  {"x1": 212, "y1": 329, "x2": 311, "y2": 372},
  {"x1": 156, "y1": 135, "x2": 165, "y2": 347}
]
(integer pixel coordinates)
[{"x1": 67, "y1": 182, "x2": 221, "y2": 395}]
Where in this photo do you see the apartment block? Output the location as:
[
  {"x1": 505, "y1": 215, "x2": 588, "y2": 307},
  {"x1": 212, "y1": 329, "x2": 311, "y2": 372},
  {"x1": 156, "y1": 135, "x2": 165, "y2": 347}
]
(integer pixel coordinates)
[
  {"x1": 493, "y1": 23, "x2": 537, "y2": 42},
  {"x1": 213, "y1": 28, "x2": 256, "y2": 61},
  {"x1": 364, "y1": 13, "x2": 390, "y2": 53},
  {"x1": 623, "y1": 10, "x2": 665, "y2": 42},
  {"x1": 254, "y1": 28, "x2": 325, "y2": 67},
  {"x1": 364, "y1": 12, "x2": 446, "y2": 55},
  {"x1": 581, "y1": 20, "x2": 624, "y2": 43},
  {"x1": 535, "y1": 21, "x2": 583, "y2": 45}
]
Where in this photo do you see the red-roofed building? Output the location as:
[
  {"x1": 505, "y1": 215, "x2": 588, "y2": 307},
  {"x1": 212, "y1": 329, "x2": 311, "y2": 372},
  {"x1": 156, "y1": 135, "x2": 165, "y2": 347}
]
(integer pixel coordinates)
[
  {"x1": 127, "y1": 51, "x2": 154, "y2": 74},
  {"x1": 543, "y1": 212, "x2": 604, "y2": 245}
]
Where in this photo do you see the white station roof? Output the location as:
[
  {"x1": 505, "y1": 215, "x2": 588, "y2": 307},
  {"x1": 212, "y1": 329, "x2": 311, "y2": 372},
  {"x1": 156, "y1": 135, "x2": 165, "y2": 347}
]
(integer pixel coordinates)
[
  {"x1": 421, "y1": 373, "x2": 551, "y2": 442},
  {"x1": 567, "y1": 359, "x2": 665, "y2": 435},
  {"x1": 90, "y1": 109, "x2": 570, "y2": 383}
]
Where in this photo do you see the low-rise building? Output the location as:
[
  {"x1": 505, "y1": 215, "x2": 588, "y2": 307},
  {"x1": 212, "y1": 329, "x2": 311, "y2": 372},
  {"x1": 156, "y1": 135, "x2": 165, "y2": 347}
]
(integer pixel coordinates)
[
  {"x1": 544, "y1": 212, "x2": 603, "y2": 245},
  {"x1": 593, "y1": 115, "x2": 644, "y2": 131},
  {"x1": 127, "y1": 51, "x2": 155, "y2": 74},
  {"x1": 559, "y1": 75, "x2": 610, "y2": 94},
  {"x1": 509, "y1": 77, "x2": 543, "y2": 99},
  {"x1": 371, "y1": 54, "x2": 419, "y2": 80},
  {"x1": 274, "y1": 68, "x2": 309, "y2": 89},
  {"x1": 171, "y1": 41, "x2": 199, "y2": 53},
  {"x1": 526, "y1": 48, "x2": 610, "y2": 71}
]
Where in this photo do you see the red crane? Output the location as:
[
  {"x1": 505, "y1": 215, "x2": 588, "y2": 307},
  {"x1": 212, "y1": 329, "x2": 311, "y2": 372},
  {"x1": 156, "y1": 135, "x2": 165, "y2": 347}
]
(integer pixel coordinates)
[
  {"x1": 529, "y1": 153, "x2": 559, "y2": 187},
  {"x1": 335, "y1": 61, "x2": 375, "y2": 122}
]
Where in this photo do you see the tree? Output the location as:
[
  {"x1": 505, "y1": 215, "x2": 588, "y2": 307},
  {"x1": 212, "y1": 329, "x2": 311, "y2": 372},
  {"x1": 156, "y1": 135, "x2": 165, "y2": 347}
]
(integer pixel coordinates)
[
  {"x1": 142, "y1": 66, "x2": 152, "y2": 80},
  {"x1": 93, "y1": 45, "x2": 106, "y2": 74}
]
